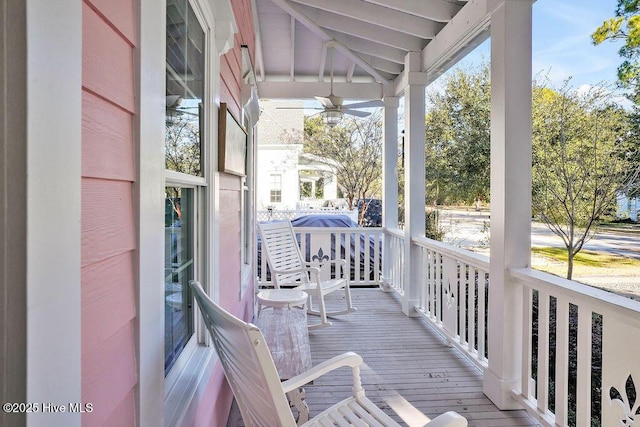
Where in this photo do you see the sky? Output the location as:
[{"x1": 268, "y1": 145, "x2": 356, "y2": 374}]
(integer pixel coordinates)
[{"x1": 457, "y1": 0, "x2": 624, "y2": 90}]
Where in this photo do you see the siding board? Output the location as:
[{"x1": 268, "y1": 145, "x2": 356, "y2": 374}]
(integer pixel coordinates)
[
  {"x1": 82, "y1": 322, "x2": 136, "y2": 427},
  {"x1": 82, "y1": 3, "x2": 135, "y2": 112},
  {"x1": 82, "y1": 91, "x2": 135, "y2": 181},
  {"x1": 81, "y1": 252, "x2": 136, "y2": 357},
  {"x1": 81, "y1": 178, "x2": 135, "y2": 267},
  {"x1": 84, "y1": 0, "x2": 135, "y2": 44}
]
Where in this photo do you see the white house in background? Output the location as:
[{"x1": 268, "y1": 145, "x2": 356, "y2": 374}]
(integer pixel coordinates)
[
  {"x1": 256, "y1": 99, "x2": 338, "y2": 210},
  {"x1": 617, "y1": 193, "x2": 640, "y2": 221}
]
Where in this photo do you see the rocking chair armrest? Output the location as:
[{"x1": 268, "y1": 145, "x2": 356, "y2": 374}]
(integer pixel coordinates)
[
  {"x1": 420, "y1": 411, "x2": 468, "y2": 427},
  {"x1": 271, "y1": 265, "x2": 321, "y2": 276},
  {"x1": 281, "y1": 352, "x2": 363, "y2": 393}
]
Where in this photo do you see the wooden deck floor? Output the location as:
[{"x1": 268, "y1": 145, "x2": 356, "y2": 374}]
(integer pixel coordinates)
[{"x1": 229, "y1": 288, "x2": 540, "y2": 427}]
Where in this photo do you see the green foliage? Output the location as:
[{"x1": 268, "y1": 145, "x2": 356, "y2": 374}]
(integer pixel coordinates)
[
  {"x1": 592, "y1": 0, "x2": 640, "y2": 89},
  {"x1": 303, "y1": 112, "x2": 383, "y2": 218},
  {"x1": 593, "y1": 1, "x2": 640, "y2": 198},
  {"x1": 424, "y1": 63, "x2": 491, "y2": 205},
  {"x1": 532, "y1": 79, "x2": 632, "y2": 279}
]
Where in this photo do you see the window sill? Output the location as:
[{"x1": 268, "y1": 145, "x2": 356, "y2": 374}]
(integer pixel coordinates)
[{"x1": 164, "y1": 342, "x2": 217, "y2": 426}]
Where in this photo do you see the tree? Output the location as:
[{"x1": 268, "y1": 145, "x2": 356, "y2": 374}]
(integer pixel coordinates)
[
  {"x1": 165, "y1": 113, "x2": 202, "y2": 176},
  {"x1": 592, "y1": 0, "x2": 640, "y2": 90},
  {"x1": 593, "y1": 1, "x2": 640, "y2": 198},
  {"x1": 424, "y1": 63, "x2": 491, "y2": 205},
  {"x1": 303, "y1": 111, "x2": 383, "y2": 223},
  {"x1": 532, "y1": 80, "x2": 633, "y2": 279}
]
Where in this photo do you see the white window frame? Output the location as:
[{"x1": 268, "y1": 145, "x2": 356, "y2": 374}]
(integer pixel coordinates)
[
  {"x1": 137, "y1": 0, "x2": 236, "y2": 423},
  {"x1": 270, "y1": 173, "x2": 282, "y2": 203},
  {"x1": 160, "y1": 0, "x2": 220, "y2": 424}
]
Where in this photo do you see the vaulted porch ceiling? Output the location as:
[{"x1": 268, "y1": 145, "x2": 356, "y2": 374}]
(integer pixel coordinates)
[{"x1": 253, "y1": 0, "x2": 492, "y2": 101}]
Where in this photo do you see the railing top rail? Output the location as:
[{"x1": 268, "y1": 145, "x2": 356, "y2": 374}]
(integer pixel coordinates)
[
  {"x1": 292, "y1": 226, "x2": 380, "y2": 233},
  {"x1": 510, "y1": 267, "x2": 640, "y2": 326},
  {"x1": 412, "y1": 235, "x2": 490, "y2": 270},
  {"x1": 384, "y1": 228, "x2": 405, "y2": 239}
]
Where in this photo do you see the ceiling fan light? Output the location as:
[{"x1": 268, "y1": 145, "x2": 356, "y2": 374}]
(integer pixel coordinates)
[{"x1": 323, "y1": 110, "x2": 343, "y2": 127}]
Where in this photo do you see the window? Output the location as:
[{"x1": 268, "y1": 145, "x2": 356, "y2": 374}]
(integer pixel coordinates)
[
  {"x1": 164, "y1": 0, "x2": 206, "y2": 375},
  {"x1": 270, "y1": 174, "x2": 282, "y2": 203}
]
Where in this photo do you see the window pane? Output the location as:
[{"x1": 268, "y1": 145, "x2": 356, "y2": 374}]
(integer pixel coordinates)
[
  {"x1": 166, "y1": 0, "x2": 205, "y2": 176},
  {"x1": 165, "y1": 187, "x2": 194, "y2": 374},
  {"x1": 270, "y1": 174, "x2": 282, "y2": 202}
]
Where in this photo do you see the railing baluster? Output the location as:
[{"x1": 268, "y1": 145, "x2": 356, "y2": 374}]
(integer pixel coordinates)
[
  {"x1": 537, "y1": 290, "x2": 550, "y2": 414},
  {"x1": 468, "y1": 266, "x2": 476, "y2": 354},
  {"x1": 521, "y1": 285, "x2": 533, "y2": 400},
  {"x1": 576, "y1": 304, "x2": 592, "y2": 427},
  {"x1": 459, "y1": 263, "x2": 467, "y2": 346},
  {"x1": 478, "y1": 271, "x2": 487, "y2": 361},
  {"x1": 555, "y1": 295, "x2": 569, "y2": 427}
]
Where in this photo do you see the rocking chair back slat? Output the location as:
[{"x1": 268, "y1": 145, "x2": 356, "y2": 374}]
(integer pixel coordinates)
[
  {"x1": 259, "y1": 221, "x2": 309, "y2": 286},
  {"x1": 190, "y1": 281, "x2": 297, "y2": 427}
]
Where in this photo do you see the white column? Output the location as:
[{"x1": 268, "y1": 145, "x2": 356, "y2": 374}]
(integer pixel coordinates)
[
  {"x1": 382, "y1": 96, "x2": 399, "y2": 290},
  {"x1": 27, "y1": 0, "x2": 82, "y2": 424},
  {"x1": 402, "y1": 52, "x2": 426, "y2": 315},
  {"x1": 484, "y1": 0, "x2": 533, "y2": 409}
]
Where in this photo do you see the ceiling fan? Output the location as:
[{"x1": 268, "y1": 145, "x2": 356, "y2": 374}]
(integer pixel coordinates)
[{"x1": 278, "y1": 44, "x2": 383, "y2": 126}]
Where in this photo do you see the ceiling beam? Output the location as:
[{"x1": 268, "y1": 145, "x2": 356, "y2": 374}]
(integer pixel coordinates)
[
  {"x1": 290, "y1": 0, "x2": 442, "y2": 39},
  {"x1": 250, "y1": 0, "x2": 266, "y2": 81},
  {"x1": 422, "y1": 0, "x2": 491, "y2": 78},
  {"x1": 361, "y1": 0, "x2": 461, "y2": 23},
  {"x1": 318, "y1": 42, "x2": 328, "y2": 81},
  {"x1": 298, "y1": 4, "x2": 424, "y2": 51},
  {"x1": 329, "y1": 32, "x2": 406, "y2": 64},
  {"x1": 257, "y1": 81, "x2": 383, "y2": 100},
  {"x1": 268, "y1": 0, "x2": 390, "y2": 82}
]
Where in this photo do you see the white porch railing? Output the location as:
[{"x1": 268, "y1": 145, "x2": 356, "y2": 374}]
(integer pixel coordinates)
[
  {"x1": 257, "y1": 208, "x2": 358, "y2": 223},
  {"x1": 383, "y1": 228, "x2": 405, "y2": 295},
  {"x1": 257, "y1": 226, "x2": 383, "y2": 287},
  {"x1": 412, "y1": 236, "x2": 490, "y2": 370},
  {"x1": 510, "y1": 267, "x2": 640, "y2": 427},
  {"x1": 381, "y1": 227, "x2": 640, "y2": 427}
]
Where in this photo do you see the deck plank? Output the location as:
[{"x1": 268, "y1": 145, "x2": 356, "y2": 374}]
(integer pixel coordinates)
[{"x1": 230, "y1": 288, "x2": 540, "y2": 427}]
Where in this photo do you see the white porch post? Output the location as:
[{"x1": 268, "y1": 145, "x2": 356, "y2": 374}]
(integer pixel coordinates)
[
  {"x1": 402, "y1": 52, "x2": 426, "y2": 315},
  {"x1": 484, "y1": 0, "x2": 533, "y2": 409},
  {"x1": 382, "y1": 96, "x2": 399, "y2": 290}
]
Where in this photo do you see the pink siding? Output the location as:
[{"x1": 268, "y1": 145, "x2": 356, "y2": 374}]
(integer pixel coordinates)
[
  {"x1": 82, "y1": 3, "x2": 135, "y2": 113},
  {"x1": 81, "y1": 253, "x2": 136, "y2": 354},
  {"x1": 81, "y1": 1, "x2": 137, "y2": 425},
  {"x1": 84, "y1": 0, "x2": 135, "y2": 44},
  {"x1": 82, "y1": 91, "x2": 135, "y2": 181},
  {"x1": 82, "y1": 323, "x2": 137, "y2": 426},
  {"x1": 81, "y1": 179, "x2": 135, "y2": 266}
]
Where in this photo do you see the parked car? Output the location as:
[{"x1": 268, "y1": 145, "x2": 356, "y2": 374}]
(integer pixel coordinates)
[
  {"x1": 356, "y1": 198, "x2": 382, "y2": 227},
  {"x1": 257, "y1": 214, "x2": 382, "y2": 283}
]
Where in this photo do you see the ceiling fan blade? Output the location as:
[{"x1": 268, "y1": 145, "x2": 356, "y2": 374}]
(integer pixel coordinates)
[
  {"x1": 343, "y1": 109, "x2": 371, "y2": 118},
  {"x1": 275, "y1": 106, "x2": 321, "y2": 110},
  {"x1": 343, "y1": 99, "x2": 384, "y2": 109},
  {"x1": 315, "y1": 96, "x2": 336, "y2": 109},
  {"x1": 328, "y1": 94, "x2": 343, "y2": 107}
]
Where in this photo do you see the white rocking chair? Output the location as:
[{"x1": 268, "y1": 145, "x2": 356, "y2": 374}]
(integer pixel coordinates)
[
  {"x1": 258, "y1": 220, "x2": 355, "y2": 329},
  {"x1": 189, "y1": 281, "x2": 468, "y2": 427}
]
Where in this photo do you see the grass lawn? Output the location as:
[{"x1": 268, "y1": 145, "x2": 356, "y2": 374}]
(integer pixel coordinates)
[{"x1": 531, "y1": 246, "x2": 640, "y2": 278}]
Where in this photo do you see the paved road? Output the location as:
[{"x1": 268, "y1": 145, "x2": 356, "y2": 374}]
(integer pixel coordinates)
[{"x1": 438, "y1": 208, "x2": 640, "y2": 260}]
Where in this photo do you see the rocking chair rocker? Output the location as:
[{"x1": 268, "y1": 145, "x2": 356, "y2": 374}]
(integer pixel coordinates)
[{"x1": 190, "y1": 281, "x2": 467, "y2": 427}]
